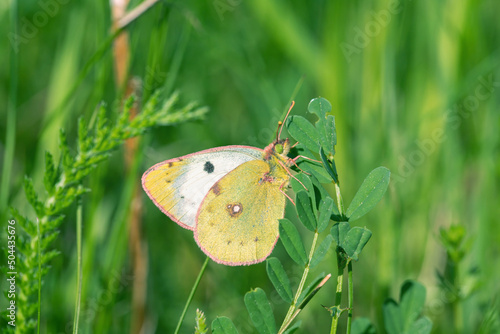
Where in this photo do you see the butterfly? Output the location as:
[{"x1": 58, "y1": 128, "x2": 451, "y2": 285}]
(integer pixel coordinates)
[{"x1": 142, "y1": 103, "x2": 302, "y2": 266}]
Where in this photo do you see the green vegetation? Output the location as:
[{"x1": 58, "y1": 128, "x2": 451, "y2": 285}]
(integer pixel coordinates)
[{"x1": 1, "y1": 0, "x2": 499, "y2": 333}]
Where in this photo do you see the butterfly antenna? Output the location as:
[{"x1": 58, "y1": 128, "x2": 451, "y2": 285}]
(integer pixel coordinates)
[{"x1": 277, "y1": 101, "x2": 295, "y2": 141}]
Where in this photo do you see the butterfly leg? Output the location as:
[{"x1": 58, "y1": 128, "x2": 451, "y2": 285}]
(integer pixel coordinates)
[
  {"x1": 289, "y1": 155, "x2": 324, "y2": 177},
  {"x1": 279, "y1": 182, "x2": 295, "y2": 206},
  {"x1": 288, "y1": 158, "x2": 311, "y2": 176},
  {"x1": 277, "y1": 159, "x2": 308, "y2": 191},
  {"x1": 292, "y1": 155, "x2": 322, "y2": 164}
]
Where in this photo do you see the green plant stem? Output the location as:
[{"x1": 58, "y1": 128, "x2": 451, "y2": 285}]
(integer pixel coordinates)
[
  {"x1": 330, "y1": 179, "x2": 348, "y2": 334},
  {"x1": 278, "y1": 231, "x2": 320, "y2": 334},
  {"x1": 330, "y1": 253, "x2": 345, "y2": 334},
  {"x1": 0, "y1": 0, "x2": 18, "y2": 215},
  {"x1": 451, "y1": 260, "x2": 462, "y2": 333},
  {"x1": 174, "y1": 256, "x2": 209, "y2": 334},
  {"x1": 347, "y1": 261, "x2": 353, "y2": 334},
  {"x1": 37, "y1": 218, "x2": 42, "y2": 334},
  {"x1": 334, "y1": 182, "x2": 345, "y2": 217},
  {"x1": 73, "y1": 197, "x2": 83, "y2": 334}
]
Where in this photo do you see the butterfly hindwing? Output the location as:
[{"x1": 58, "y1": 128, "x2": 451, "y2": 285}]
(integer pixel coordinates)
[
  {"x1": 194, "y1": 159, "x2": 288, "y2": 265},
  {"x1": 142, "y1": 146, "x2": 263, "y2": 230}
]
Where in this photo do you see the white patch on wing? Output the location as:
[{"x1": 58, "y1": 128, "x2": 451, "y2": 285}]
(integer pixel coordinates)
[{"x1": 166, "y1": 147, "x2": 262, "y2": 228}]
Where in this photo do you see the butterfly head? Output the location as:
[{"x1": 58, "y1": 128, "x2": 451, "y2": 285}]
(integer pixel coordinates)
[
  {"x1": 273, "y1": 138, "x2": 290, "y2": 156},
  {"x1": 263, "y1": 138, "x2": 291, "y2": 163}
]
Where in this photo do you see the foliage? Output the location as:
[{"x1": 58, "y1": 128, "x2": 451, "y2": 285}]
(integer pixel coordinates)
[
  {"x1": 1, "y1": 92, "x2": 207, "y2": 333},
  {"x1": 1, "y1": 0, "x2": 499, "y2": 332},
  {"x1": 194, "y1": 309, "x2": 208, "y2": 334},
  {"x1": 200, "y1": 97, "x2": 400, "y2": 333}
]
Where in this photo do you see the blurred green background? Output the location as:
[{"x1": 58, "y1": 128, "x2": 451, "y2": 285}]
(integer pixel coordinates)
[{"x1": 1, "y1": 0, "x2": 500, "y2": 333}]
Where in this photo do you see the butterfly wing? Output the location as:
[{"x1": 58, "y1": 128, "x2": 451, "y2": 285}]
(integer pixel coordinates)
[
  {"x1": 142, "y1": 146, "x2": 263, "y2": 230},
  {"x1": 194, "y1": 159, "x2": 288, "y2": 265}
]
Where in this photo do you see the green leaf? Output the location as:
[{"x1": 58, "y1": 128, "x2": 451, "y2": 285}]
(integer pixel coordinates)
[
  {"x1": 320, "y1": 115, "x2": 336, "y2": 156},
  {"x1": 409, "y1": 317, "x2": 432, "y2": 334},
  {"x1": 308, "y1": 98, "x2": 336, "y2": 156},
  {"x1": 308, "y1": 173, "x2": 330, "y2": 200},
  {"x1": 319, "y1": 147, "x2": 339, "y2": 183},
  {"x1": 94, "y1": 105, "x2": 109, "y2": 149},
  {"x1": 279, "y1": 219, "x2": 307, "y2": 266},
  {"x1": 59, "y1": 128, "x2": 73, "y2": 170},
  {"x1": 383, "y1": 299, "x2": 403, "y2": 334},
  {"x1": 383, "y1": 280, "x2": 432, "y2": 334},
  {"x1": 42, "y1": 249, "x2": 61, "y2": 265},
  {"x1": 24, "y1": 177, "x2": 45, "y2": 217},
  {"x1": 266, "y1": 258, "x2": 293, "y2": 303},
  {"x1": 351, "y1": 317, "x2": 376, "y2": 334},
  {"x1": 330, "y1": 222, "x2": 351, "y2": 246},
  {"x1": 43, "y1": 151, "x2": 57, "y2": 195},
  {"x1": 308, "y1": 174, "x2": 341, "y2": 220},
  {"x1": 310, "y1": 235, "x2": 334, "y2": 268},
  {"x1": 290, "y1": 173, "x2": 313, "y2": 195},
  {"x1": 341, "y1": 227, "x2": 372, "y2": 261},
  {"x1": 293, "y1": 144, "x2": 331, "y2": 183},
  {"x1": 346, "y1": 167, "x2": 391, "y2": 222},
  {"x1": 308, "y1": 97, "x2": 332, "y2": 120},
  {"x1": 292, "y1": 172, "x2": 335, "y2": 218},
  {"x1": 304, "y1": 166, "x2": 332, "y2": 185},
  {"x1": 317, "y1": 196, "x2": 334, "y2": 233},
  {"x1": 295, "y1": 191, "x2": 316, "y2": 231},
  {"x1": 195, "y1": 309, "x2": 208, "y2": 334},
  {"x1": 78, "y1": 117, "x2": 91, "y2": 153},
  {"x1": 244, "y1": 288, "x2": 277, "y2": 334},
  {"x1": 291, "y1": 173, "x2": 335, "y2": 219},
  {"x1": 286, "y1": 115, "x2": 320, "y2": 153},
  {"x1": 297, "y1": 272, "x2": 327, "y2": 305},
  {"x1": 400, "y1": 280, "x2": 426, "y2": 330},
  {"x1": 211, "y1": 317, "x2": 239, "y2": 334},
  {"x1": 290, "y1": 173, "x2": 315, "y2": 215},
  {"x1": 41, "y1": 230, "x2": 60, "y2": 249}
]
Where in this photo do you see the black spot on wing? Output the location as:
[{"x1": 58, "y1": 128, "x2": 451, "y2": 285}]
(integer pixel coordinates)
[{"x1": 204, "y1": 161, "x2": 215, "y2": 173}]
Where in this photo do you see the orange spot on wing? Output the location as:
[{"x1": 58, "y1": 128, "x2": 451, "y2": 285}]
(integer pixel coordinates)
[{"x1": 212, "y1": 184, "x2": 221, "y2": 195}]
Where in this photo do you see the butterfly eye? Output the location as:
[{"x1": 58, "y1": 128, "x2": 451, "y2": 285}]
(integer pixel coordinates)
[{"x1": 275, "y1": 143, "x2": 284, "y2": 154}]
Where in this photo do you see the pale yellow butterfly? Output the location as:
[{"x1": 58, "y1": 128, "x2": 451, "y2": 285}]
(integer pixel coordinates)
[{"x1": 142, "y1": 103, "x2": 299, "y2": 265}]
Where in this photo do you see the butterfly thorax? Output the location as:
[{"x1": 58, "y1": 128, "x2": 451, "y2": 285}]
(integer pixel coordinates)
[{"x1": 261, "y1": 138, "x2": 292, "y2": 185}]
